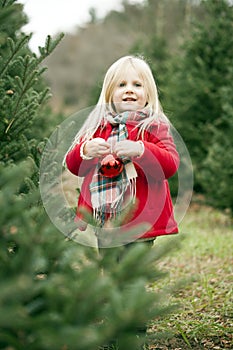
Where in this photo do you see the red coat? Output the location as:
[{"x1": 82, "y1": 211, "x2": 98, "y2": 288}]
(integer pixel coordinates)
[{"x1": 66, "y1": 120, "x2": 180, "y2": 240}]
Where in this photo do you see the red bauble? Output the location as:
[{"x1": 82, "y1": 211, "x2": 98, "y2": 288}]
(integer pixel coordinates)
[{"x1": 99, "y1": 154, "x2": 124, "y2": 178}]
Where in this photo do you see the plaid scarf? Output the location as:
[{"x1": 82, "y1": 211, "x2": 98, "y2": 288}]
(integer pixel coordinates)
[{"x1": 89, "y1": 110, "x2": 149, "y2": 226}]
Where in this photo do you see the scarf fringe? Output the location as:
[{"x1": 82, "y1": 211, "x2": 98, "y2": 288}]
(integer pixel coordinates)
[{"x1": 93, "y1": 176, "x2": 137, "y2": 227}]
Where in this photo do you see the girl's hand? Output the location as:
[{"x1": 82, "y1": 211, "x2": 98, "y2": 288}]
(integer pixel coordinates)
[
  {"x1": 83, "y1": 138, "x2": 111, "y2": 158},
  {"x1": 114, "y1": 140, "x2": 144, "y2": 158}
]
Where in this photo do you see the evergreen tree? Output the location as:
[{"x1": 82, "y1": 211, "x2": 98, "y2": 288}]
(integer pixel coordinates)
[
  {"x1": 200, "y1": 80, "x2": 233, "y2": 213},
  {"x1": 165, "y1": 0, "x2": 233, "y2": 193},
  {"x1": 0, "y1": 0, "x2": 63, "y2": 166}
]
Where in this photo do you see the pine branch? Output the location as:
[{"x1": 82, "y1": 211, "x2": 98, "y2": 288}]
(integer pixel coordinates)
[
  {"x1": 1, "y1": 0, "x2": 16, "y2": 8},
  {"x1": 38, "y1": 87, "x2": 52, "y2": 105},
  {"x1": 37, "y1": 33, "x2": 64, "y2": 63},
  {"x1": 0, "y1": 35, "x2": 31, "y2": 78}
]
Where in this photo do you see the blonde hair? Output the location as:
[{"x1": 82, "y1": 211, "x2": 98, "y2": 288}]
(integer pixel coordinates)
[{"x1": 70, "y1": 55, "x2": 168, "y2": 144}]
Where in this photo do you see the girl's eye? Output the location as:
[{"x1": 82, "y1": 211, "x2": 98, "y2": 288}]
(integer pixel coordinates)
[{"x1": 117, "y1": 81, "x2": 142, "y2": 88}]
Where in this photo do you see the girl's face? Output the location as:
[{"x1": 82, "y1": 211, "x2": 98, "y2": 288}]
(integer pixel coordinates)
[{"x1": 111, "y1": 66, "x2": 147, "y2": 113}]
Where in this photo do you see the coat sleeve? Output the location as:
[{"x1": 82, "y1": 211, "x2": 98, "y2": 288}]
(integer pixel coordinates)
[
  {"x1": 65, "y1": 142, "x2": 98, "y2": 177},
  {"x1": 134, "y1": 123, "x2": 180, "y2": 179}
]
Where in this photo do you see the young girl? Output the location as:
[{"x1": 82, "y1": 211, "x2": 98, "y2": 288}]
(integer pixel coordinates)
[{"x1": 65, "y1": 55, "x2": 179, "y2": 247}]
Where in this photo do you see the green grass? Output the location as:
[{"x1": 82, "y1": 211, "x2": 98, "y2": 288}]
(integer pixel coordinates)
[{"x1": 148, "y1": 202, "x2": 233, "y2": 349}]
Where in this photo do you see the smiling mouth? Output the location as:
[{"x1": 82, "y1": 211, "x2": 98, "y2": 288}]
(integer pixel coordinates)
[{"x1": 122, "y1": 98, "x2": 137, "y2": 102}]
